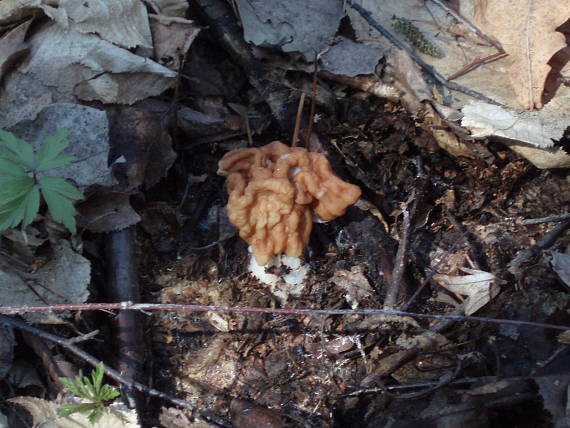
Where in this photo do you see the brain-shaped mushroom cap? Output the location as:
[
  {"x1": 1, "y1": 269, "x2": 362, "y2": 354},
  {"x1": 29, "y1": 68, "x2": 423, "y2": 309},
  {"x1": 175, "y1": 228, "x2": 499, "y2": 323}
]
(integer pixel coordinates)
[{"x1": 218, "y1": 141, "x2": 361, "y2": 265}]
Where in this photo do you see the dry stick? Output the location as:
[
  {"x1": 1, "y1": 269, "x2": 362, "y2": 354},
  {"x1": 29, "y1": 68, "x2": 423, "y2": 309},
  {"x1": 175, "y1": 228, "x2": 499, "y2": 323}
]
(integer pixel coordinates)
[
  {"x1": 506, "y1": 213, "x2": 570, "y2": 226},
  {"x1": 447, "y1": 51, "x2": 507, "y2": 81},
  {"x1": 0, "y1": 315, "x2": 233, "y2": 428},
  {"x1": 345, "y1": 0, "x2": 502, "y2": 106},
  {"x1": 508, "y1": 219, "x2": 570, "y2": 276},
  {"x1": 291, "y1": 92, "x2": 306, "y2": 147},
  {"x1": 384, "y1": 207, "x2": 412, "y2": 307},
  {"x1": 428, "y1": 0, "x2": 503, "y2": 51},
  {"x1": 0, "y1": 303, "x2": 568, "y2": 331}
]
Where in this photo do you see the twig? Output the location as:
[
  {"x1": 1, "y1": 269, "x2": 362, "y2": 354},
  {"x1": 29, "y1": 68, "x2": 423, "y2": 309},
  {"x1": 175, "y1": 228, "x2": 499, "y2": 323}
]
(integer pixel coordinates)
[
  {"x1": 0, "y1": 315, "x2": 233, "y2": 428},
  {"x1": 447, "y1": 51, "x2": 507, "y2": 81},
  {"x1": 506, "y1": 213, "x2": 570, "y2": 226},
  {"x1": 428, "y1": 0, "x2": 503, "y2": 51},
  {"x1": 345, "y1": 0, "x2": 502, "y2": 106},
  {"x1": 385, "y1": 207, "x2": 412, "y2": 307},
  {"x1": 508, "y1": 219, "x2": 570, "y2": 276},
  {"x1": 291, "y1": 92, "x2": 306, "y2": 147},
  {"x1": 0, "y1": 302, "x2": 568, "y2": 331}
]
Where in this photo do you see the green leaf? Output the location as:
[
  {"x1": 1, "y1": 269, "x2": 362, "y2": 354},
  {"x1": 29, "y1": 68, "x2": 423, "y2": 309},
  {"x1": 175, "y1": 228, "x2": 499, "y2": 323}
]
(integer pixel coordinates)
[
  {"x1": 37, "y1": 129, "x2": 77, "y2": 171},
  {"x1": 0, "y1": 149, "x2": 26, "y2": 169},
  {"x1": 38, "y1": 176, "x2": 84, "y2": 200},
  {"x1": 21, "y1": 185, "x2": 40, "y2": 228},
  {"x1": 0, "y1": 176, "x2": 35, "y2": 207},
  {"x1": 0, "y1": 195, "x2": 27, "y2": 230},
  {"x1": 0, "y1": 157, "x2": 28, "y2": 178},
  {"x1": 39, "y1": 176, "x2": 84, "y2": 234},
  {"x1": 0, "y1": 129, "x2": 34, "y2": 169}
]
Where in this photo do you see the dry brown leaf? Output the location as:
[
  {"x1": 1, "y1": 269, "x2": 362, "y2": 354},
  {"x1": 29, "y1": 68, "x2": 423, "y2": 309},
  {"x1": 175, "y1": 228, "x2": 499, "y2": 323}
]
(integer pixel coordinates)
[
  {"x1": 0, "y1": 19, "x2": 30, "y2": 80},
  {"x1": 472, "y1": 0, "x2": 570, "y2": 109},
  {"x1": 433, "y1": 267, "x2": 499, "y2": 316}
]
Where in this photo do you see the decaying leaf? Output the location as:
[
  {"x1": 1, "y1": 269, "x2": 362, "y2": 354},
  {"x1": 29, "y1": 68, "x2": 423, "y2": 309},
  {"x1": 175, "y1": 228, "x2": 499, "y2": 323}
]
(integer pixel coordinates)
[
  {"x1": 77, "y1": 191, "x2": 141, "y2": 233},
  {"x1": 331, "y1": 265, "x2": 373, "y2": 309},
  {"x1": 150, "y1": 14, "x2": 201, "y2": 70},
  {"x1": 433, "y1": 267, "x2": 499, "y2": 316},
  {"x1": 22, "y1": 23, "x2": 176, "y2": 104},
  {"x1": 9, "y1": 396, "x2": 139, "y2": 427},
  {"x1": 107, "y1": 105, "x2": 177, "y2": 189},
  {"x1": 471, "y1": 0, "x2": 570, "y2": 109},
  {"x1": 0, "y1": 19, "x2": 30, "y2": 80},
  {"x1": 40, "y1": 0, "x2": 153, "y2": 49},
  {"x1": 461, "y1": 101, "x2": 567, "y2": 149},
  {"x1": 0, "y1": 241, "x2": 90, "y2": 323},
  {"x1": 235, "y1": 0, "x2": 344, "y2": 60}
]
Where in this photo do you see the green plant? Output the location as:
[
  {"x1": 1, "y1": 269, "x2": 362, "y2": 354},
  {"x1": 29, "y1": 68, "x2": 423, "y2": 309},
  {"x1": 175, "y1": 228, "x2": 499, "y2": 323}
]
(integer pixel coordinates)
[
  {"x1": 59, "y1": 363, "x2": 121, "y2": 424},
  {"x1": 0, "y1": 129, "x2": 84, "y2": 233},
  {"x1": 391, "y1": 16, "x2": 442, "y2": 58}
]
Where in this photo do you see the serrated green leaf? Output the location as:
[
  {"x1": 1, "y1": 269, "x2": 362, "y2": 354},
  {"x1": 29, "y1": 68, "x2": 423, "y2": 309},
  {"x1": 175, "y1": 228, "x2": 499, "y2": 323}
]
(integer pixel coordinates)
[
  {"x1": 0, "y1": 176, "x2": 34, "y2": 207},
  {"x1": 21, "y1": 185, "x2": 40, "y2": 228},
  {"x1": 40, "y1": 183, "x2": 78, "y2": 234},
  {"x1": 37, "y1": 129, "x2": 76, "y2": 171},
  {"x1": 0, "y1": 149, "x2": 26, "y2": 168},
  {"x1": 0, "y1": 194, "x2": 27, "y2": 230},
  {"x1": 0, "y1": 157, "x2": 28, "y2": 177},
  {"x1": 36, "y1": 155, "x2": 78, "y2": 172},
  {"x1": 38, "y1": 176, "x2": 84, "y2": 200},
  {"x1": 0, "y1": 129, "x2": 34, "y2": 169}
]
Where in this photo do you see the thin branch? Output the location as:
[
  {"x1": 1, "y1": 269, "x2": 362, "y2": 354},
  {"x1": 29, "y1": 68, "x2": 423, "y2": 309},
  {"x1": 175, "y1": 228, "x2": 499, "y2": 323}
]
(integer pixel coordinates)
[
  {"x1": 508, "y1": 219, "x2": 570, "y2": 275},
  {"x1": 0, "y1": 302, "x2": 568, "y2": 331},
  {"x1": 0, "y1": 315, "x2": 233, "y2": 428},
  {"x1": 291, "y1": 92, "x2": 306, "y2": 147},
  {"x1": 385, "y1": 207, "x2": 411, "y2": 307},
  {"x1": 447, "y1": 51, "x2": 507, "y2": 81},
  {"x1": 428, "y1": 0, "x2": 503, "y2": 51},
  {"x1": 345, "y1": 0, "x2": 503, "y2": 106}
]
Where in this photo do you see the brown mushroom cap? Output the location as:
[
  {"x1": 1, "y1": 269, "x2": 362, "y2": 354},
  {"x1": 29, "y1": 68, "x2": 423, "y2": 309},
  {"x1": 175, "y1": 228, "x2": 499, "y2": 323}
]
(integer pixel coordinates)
[{"x1": 218, "y1": 141, "x2": 361, "y2": 265}]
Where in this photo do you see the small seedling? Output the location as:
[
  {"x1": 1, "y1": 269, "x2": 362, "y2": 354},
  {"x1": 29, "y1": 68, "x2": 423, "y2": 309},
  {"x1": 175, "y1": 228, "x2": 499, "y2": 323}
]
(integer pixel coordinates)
[
  {"x1": 59, "y1": 362, "x2": 121, "y2": 424},
  {"x1": 0, "y1": 129, "x2": 84, "y2": 233}
]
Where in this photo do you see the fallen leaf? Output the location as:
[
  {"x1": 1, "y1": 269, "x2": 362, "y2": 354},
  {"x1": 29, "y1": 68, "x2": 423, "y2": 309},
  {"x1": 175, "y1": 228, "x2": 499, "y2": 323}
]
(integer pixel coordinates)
[
  {"x1": 471, "y1": 0, "x2": 570, "y2": 109},
  {"x1": 0, "y1": 19, "x2": 30, "y2": 81},
  {"x1": 235, "y1": 0, "x2": 344, "y2": 60},
  {"x1": 0, "y1": 241, "x2": 90, "y2": 323},
  {"x1": 107, "y1": 105, "x2": 177, "y2": 189},
  {"x1": 433, "y1": 267, "x2": 499, "y2": 316},
  {"x1": 331, "y1": 265, "x2": 373, "y2": 309},
  {"x1": 150, "y1": 14, "x2": 200, "y2": 70},
  {"x1": 22, "y1": 23, "x2": 176, "y2": 104},
  {"x1": 150, "y1": 0, "x2": 189, "y2": 17},
  {"x1": 77, "y1": 191, "x2": 141, "y2": 233},
  {"x1": 42, "y1": 0, "x2": 152, "y2": 49}
]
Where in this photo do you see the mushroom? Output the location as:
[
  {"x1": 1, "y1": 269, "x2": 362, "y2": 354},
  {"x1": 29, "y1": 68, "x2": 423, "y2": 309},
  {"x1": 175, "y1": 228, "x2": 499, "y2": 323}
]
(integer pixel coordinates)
[{"x1": 218, "y1": 141, "x2": 361, "y2": 265}]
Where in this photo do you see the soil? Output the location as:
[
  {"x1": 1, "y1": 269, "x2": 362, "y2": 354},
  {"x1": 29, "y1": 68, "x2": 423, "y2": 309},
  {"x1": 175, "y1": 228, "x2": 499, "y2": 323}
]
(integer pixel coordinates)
[{"x1": 135, "y1": 77, "x2": 570, "y2": 427}]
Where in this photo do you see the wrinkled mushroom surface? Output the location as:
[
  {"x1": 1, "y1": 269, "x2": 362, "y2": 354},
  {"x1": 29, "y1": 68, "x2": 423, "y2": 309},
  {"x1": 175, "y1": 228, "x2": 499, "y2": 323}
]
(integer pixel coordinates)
[{"x1": 218, "y1": 141, "x2": 361, "y2": 265}]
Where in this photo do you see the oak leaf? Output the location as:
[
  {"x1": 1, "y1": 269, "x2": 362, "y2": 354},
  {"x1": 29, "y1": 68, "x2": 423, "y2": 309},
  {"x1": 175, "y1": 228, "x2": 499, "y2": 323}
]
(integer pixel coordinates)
[{"x1": 472, "y1": 0, "x2": 570, "y2": 109}]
